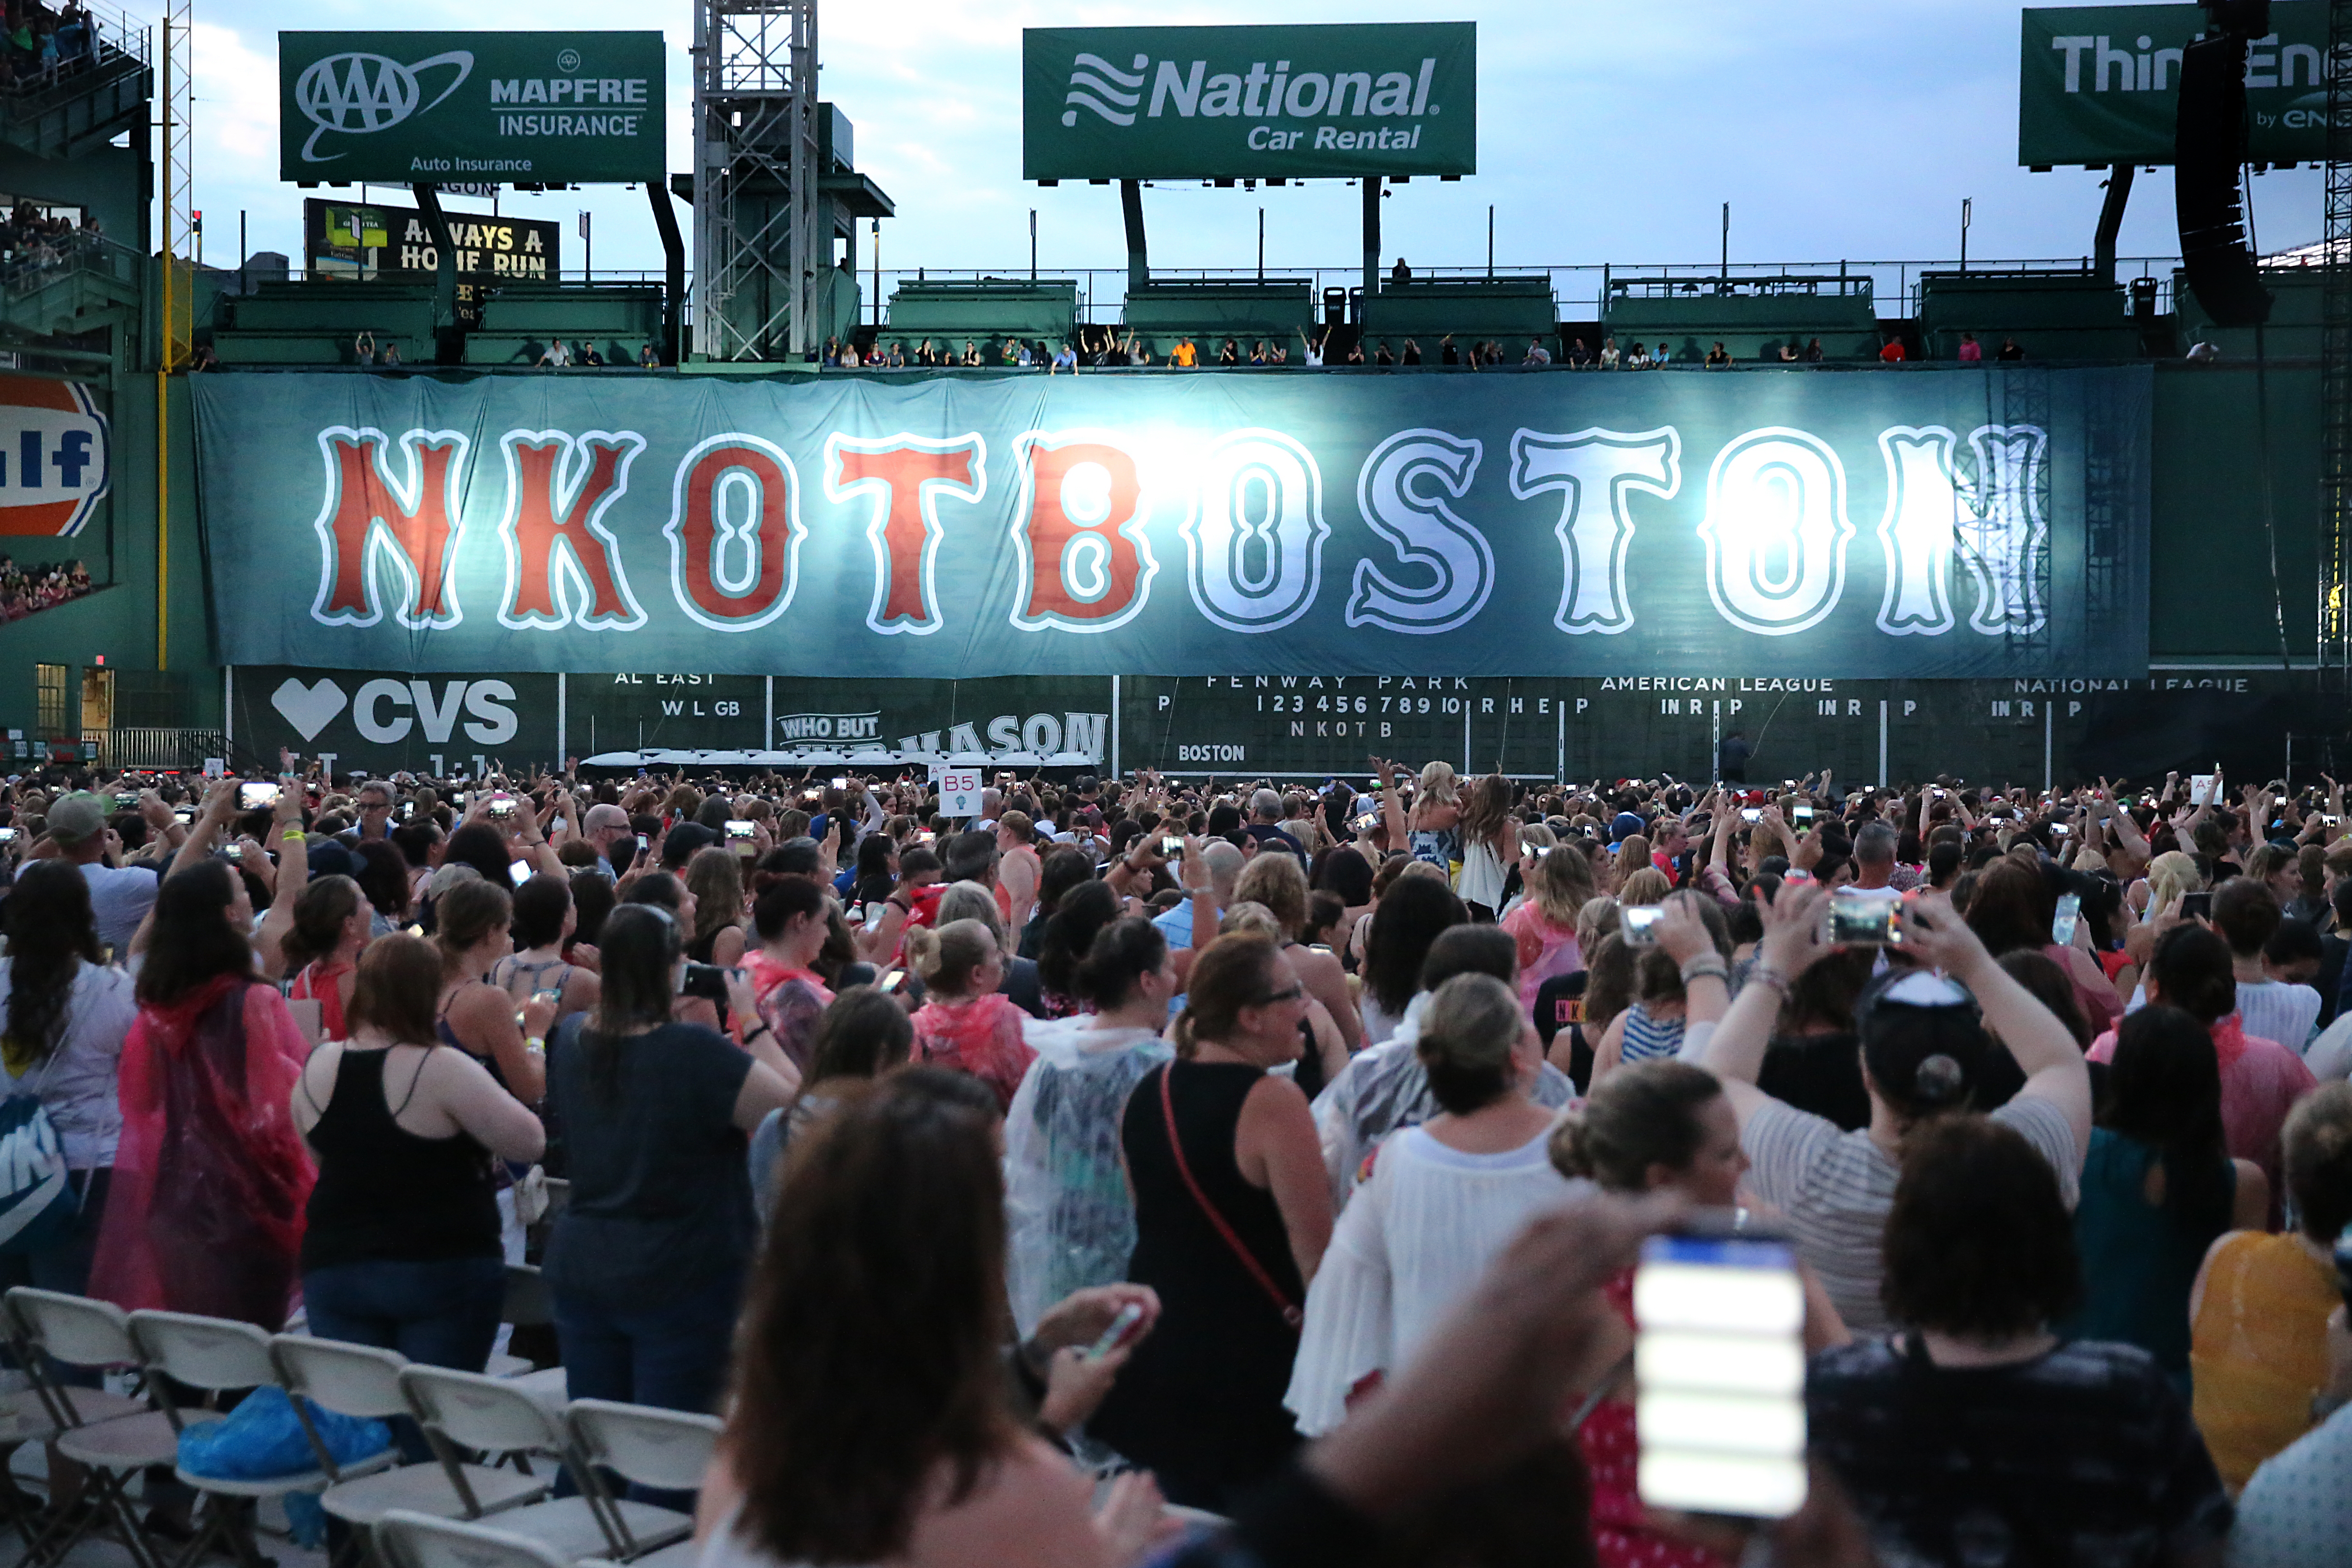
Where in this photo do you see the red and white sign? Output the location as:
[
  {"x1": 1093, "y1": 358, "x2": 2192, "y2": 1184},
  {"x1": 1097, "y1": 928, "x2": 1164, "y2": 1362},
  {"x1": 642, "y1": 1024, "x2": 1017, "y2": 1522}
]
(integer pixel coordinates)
[{"x1": 0, "y1": 374, "x2": 110, "y2": 537}]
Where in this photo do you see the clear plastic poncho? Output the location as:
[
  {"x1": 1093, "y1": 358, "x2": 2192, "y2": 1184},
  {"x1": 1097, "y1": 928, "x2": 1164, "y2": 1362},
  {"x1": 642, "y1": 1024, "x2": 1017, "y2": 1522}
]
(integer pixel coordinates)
[{"x1": 1002, "y1": 1018, "x2": 1173, "y2": 1338}]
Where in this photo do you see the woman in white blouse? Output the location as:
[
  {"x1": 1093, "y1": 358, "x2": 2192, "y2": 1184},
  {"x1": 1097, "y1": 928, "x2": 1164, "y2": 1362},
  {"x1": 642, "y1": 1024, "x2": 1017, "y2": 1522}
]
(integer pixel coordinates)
[{"x1": 1285, "y1": 971, "x2": 1581, "y2": 1436}]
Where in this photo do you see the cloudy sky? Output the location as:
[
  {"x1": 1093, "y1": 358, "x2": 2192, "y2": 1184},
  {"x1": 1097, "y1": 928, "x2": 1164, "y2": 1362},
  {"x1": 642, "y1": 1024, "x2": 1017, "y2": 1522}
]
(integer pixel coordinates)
[{"x1": 190, "y1": 0, "x2": 2321, "y2": 305}]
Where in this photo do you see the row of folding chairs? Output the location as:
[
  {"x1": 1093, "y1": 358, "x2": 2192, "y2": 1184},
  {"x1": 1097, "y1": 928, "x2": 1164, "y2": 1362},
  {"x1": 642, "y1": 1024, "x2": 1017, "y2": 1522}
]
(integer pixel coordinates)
[{"x1": 0, "y1": 1286, "x2": 719, "y2": 1568}]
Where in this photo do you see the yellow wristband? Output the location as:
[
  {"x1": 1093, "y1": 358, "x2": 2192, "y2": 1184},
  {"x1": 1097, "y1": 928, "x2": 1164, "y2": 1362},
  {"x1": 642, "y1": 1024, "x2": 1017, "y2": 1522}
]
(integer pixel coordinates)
[{"x1": 282, "y1": 828, "x2": 305, "y2": 843}]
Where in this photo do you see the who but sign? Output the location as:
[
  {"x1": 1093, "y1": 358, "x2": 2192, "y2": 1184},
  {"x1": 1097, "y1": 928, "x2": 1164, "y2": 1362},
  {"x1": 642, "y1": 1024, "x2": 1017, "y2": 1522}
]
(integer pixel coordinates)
[
  {"x1": 1024, "y1": 22, "x2": 1476, "y2": 181},
  {"x1": 279, "y1": 31, "x2": 665, "y2": 185}
]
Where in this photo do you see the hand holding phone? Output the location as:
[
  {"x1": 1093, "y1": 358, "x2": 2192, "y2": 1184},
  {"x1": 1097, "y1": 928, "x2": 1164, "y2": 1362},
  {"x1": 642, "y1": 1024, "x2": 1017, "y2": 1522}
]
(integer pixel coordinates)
[{"x1": 1634, "y1": 1213, "x2": 1808, "y2": 1519}]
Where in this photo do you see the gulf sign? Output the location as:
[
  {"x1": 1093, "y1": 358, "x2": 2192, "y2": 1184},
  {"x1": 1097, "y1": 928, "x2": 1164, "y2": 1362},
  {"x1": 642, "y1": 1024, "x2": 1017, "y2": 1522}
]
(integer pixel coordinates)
[{"x1": 0, "y1": 376, "x2": 110, "y2": 537}]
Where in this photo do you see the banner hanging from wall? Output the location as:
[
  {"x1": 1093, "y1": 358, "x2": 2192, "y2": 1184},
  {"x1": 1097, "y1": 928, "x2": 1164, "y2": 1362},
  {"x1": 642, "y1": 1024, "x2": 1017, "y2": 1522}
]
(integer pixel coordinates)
[
  {"x1": 1023, "y1": 22, "x2": 1477, "y2": 181},
  {"x1": 190, "y1": 367, "x2": 2151, "y2": 680},
  {"x1": 2018, "y1": 3, "x2": 2328, "y2": 167},
  {"x1": 279, "y1": 31, "x2": 665, "y2": 183}
]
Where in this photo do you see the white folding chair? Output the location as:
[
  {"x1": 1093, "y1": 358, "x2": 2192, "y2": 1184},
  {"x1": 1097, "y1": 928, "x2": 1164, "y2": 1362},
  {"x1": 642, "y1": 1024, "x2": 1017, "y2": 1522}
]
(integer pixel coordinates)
[
  {"x1": 564, "y1": 1402, "x2": 720, "y2": 1568},
  {"x1": 6, "y1": 1287, "x2": 195, "y2": 1568},
  {"x1": 398, "y1": 1367, "x2": 687, "y2": 1565},
  {"x1": 376, "y1": 1509, "x2": 575, "y2": 1568},
  {"x1": 129, "y1": 1308, "x2": 396, "y2": 1568},
  {"x1": 484, "y1": 1265, "x2": 552, "y2": 1381},
  {"x1": 270, "y1": 1336, "x2": 550, "y2": 1548}
]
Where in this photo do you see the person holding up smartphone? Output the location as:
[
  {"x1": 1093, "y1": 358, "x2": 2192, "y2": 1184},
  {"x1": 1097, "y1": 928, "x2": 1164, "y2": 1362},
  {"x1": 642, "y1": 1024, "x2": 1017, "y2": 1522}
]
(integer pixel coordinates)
[{"x1": 1695, "y1": 884, "x2": 2092, "y2": 1336}]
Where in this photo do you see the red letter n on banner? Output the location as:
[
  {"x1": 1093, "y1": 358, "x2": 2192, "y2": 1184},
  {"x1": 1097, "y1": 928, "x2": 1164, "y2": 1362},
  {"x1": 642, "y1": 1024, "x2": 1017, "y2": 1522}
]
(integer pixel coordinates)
[
  {"x1": 1010, "y1": 433, "x2": 1157, "y2": 633},
  {"x1": 825, "y1": 433, "x2": 986, "y2": 636},
  {"x1": 664, "y1": 434, "x2": 804, "y2": 632},
  {"x1": 497, "y1": 430, "x2": 647, "y2": 630},
  {"x1": 310, "y1": 426, "x2": 471, "y2": 628}
]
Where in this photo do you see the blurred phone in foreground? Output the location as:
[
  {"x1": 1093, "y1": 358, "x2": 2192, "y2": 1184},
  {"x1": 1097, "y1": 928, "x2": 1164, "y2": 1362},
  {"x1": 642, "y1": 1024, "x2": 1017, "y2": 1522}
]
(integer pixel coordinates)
[
  {"x1": 1635, "y1": 1214, "x2": 1808, "y2": 1520},
  {"x1": 2051, "y1": 892, "x2": 2081, "y2": 947}
]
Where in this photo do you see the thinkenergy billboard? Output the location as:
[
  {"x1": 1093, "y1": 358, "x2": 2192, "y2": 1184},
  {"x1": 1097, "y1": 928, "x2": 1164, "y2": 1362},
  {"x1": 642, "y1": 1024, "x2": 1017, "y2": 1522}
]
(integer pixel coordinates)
[
  {"x1": 190, "y1": 368, "x2": 2151, "y2": 681},
  {"x1": 1023, "y1": 23, "x2": 1476, "y2": 181},
  {"x1": 279, "y1": 31, "x2": 665, "y2": 184},
  {"x1": 2018, "y1": 3, "x2": 2328, "y2": 167}
]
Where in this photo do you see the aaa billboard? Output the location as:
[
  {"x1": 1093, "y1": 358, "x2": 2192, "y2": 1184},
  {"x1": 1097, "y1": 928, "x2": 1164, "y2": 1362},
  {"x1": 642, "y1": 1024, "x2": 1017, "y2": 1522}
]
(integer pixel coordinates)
[
  {"x1": 279, "y1": 31, "x2": 665, "y2": 184},
  {"x1": 1023, "y1": 23, "x2": 1476, "y2": 181}
]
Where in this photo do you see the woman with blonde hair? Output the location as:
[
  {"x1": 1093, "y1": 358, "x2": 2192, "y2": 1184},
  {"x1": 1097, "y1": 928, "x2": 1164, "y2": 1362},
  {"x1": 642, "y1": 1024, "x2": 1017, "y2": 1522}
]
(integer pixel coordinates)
[
  {"x1": 1502, "y1": 845, "x2": 1596, "y2": 1010},
  {"x1": 1287, "y1": 973, "x2": 1582, "y2": 1436},
  {"x1": 906, "y1": 919, "x2": 1034, "y2": 1110},
  {"x1": 1374, "y1": 757, "x2": 1461, "y2": 875},
  {"x1": 682, "y1": 845, "x2": 748, "y2": 968},
  {"x1": 1615, "y1": 866, "x2": 1671, "y2": 909}
]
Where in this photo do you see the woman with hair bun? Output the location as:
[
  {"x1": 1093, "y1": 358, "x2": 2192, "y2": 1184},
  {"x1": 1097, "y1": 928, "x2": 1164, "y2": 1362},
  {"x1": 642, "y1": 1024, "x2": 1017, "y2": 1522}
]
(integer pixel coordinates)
[
  {"x1": 1002, "y1": 917, "x2": 1177, "y2": 1335},
  {"x1": 1285, "y1": 972, "x2": 1579, "y2": 1438},
  {"x1": 280, "y1": 873, "x2": 369, "y2": 1041},
  {"x1": 1694, "y1": 883, "x2": 2091, "y2": 1333},
  {"x1": 906, "y1": 919, "x2": 1034, "y2": 1110},
  {"x1": 1544, "y1": 1057, "x2": 1845, "y2": 1568}
]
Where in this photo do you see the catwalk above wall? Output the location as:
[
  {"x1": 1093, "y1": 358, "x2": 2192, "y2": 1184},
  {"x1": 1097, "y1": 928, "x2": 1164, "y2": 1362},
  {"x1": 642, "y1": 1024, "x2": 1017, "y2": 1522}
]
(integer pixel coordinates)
[
  {"x1": 189, "y1": 368, "x2": 2153, "y2": 680},
  {"x1": 225, "y1": 667, "x2": 2337, "y2": 792}
]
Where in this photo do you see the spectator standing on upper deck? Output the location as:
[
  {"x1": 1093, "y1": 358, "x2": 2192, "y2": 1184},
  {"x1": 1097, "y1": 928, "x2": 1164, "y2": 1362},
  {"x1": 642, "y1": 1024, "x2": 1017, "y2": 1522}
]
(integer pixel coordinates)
[
  {"x1": 1524, "y1": 338, "x2": 1551, "y2": 365},
  {"x1": 1599, "y1": 337, "x2": 1620, "y2": 369},
  {"x1": 1173, "y1": 337, "x2": 1197, "y2": 368},
  {"x1": 1999, "y1": 335, "x2": 2025, "y2": 361},
  {"x1": 1568, "y1": 338, "x2": 1592, "y2": 368},
  {"x1": 1805, "y1": 336, "x2": 1826, "y2": 362},
  {"x1": 1654, "y1": 342, "x2": 1672, "y2": 367},
  {"x1": 1958, "y1": 331, "x2": 1984, "y2": 363},
  {"x1": 1706, "y1": 342, "x2": 1732, "y2": 368},
  {"x1": 1390, "y1": 257, "x2": 1412, "y2": 284},
  {"x1": 1879, "y1": 335, "x2": 1906, "y2": 365}
]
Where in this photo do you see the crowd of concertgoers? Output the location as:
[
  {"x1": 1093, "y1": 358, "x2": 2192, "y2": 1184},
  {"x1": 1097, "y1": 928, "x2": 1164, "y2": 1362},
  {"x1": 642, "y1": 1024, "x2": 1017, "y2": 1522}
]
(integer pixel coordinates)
[
  {"x1": 0, "y1": 555, "x2": 92, "y2": 620},
  {"x1": 0, "y1": 197, "x2": 103, "y2": 294},
  {"x1": 0, "y1": 755, "x2": 2348, "y2": 1565},
  {"x1": 0, "y1": 0, "x2": 98, "y2": 98},
  {"x1": 829, "y1": 327, "x2": 2030, "y2": 372}
]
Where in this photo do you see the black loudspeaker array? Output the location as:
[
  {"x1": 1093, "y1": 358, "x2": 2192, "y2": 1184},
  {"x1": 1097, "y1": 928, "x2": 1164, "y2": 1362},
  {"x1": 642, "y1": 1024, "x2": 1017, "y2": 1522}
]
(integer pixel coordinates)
[{"x1": 2174, "y1": 7, "x2": 2274, "y2": 328}]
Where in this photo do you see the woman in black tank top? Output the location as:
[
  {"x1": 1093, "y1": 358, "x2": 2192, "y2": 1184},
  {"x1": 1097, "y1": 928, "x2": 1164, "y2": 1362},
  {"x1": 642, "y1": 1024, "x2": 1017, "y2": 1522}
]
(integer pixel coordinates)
[
  {"x1": 1088, "y1": 936, "x2": 1334, "y2": 1513},
  {"x1": 293, "y1": 936, "x2": 548, "y2": 1375}
]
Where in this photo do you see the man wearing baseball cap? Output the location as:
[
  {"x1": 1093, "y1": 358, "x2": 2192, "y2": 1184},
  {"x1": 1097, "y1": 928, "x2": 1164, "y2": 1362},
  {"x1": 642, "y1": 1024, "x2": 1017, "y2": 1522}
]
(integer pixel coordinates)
[{"x1": 46, "y1": 790, "x2": 157, "y2": 956}]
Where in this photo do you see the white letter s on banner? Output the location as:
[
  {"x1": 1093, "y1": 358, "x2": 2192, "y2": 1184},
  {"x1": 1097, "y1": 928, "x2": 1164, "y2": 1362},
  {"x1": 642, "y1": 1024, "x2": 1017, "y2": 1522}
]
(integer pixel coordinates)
[{"x1": 1346, "y1": 430, "x2": 1491, "y2": 635}]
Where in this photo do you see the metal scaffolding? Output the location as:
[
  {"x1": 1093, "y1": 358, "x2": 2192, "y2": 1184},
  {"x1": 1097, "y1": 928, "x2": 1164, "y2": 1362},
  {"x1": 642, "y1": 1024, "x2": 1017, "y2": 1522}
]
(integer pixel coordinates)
[
  {"x1": 2322, "y1": 0, "x2": 2352, "y2": 681},
  {"x1": 692, "y1": 0, "x2": 819, "y2": 361}
]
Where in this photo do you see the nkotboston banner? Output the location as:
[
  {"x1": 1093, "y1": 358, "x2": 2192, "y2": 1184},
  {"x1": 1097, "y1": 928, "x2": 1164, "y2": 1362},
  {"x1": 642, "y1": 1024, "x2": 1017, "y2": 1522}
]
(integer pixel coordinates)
[
  {"x1": 279, "y1": 31, "x2": 665, "y2": 184},
  {"x1": 190, "y1": 367, "x2": 2151, "y2": 681},
  {"x1": 1023, "y1": 23, "x2": 1476, "y2": 181},
  {"x1": 2019, "y1": 3, "x2": 2329, "y2": 167}
]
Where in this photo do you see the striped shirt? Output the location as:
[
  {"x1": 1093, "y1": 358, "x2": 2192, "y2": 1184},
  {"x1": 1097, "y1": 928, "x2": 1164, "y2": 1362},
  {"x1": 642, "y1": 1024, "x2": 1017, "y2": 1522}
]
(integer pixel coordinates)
[
  {"x1": 1619, "y1": 1003, "x2": 1685, "y2": 1067},
  {"x1": 1743, "y1": 1095, "x2": 2079, "y2": 1334}
]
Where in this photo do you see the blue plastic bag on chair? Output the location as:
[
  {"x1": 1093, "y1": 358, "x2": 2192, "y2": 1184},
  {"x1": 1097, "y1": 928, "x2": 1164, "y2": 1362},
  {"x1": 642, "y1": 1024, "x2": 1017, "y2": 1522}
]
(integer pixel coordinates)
[{"x1": 177, "y1": 1386, "x2": 392, "y2": 1481}]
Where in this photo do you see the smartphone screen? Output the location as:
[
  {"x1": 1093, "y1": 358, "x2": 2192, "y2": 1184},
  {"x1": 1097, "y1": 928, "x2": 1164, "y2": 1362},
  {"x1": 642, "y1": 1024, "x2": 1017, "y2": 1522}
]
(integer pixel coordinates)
[
  {"x1": 1791, "y1": 805, "x2": 1814, "y2": 822},
  {"x1": 2051, "y1": 892, "x2": 2081, "y2": 946},
  {"x1": 1741, "y1": 808, "x2": 1762, "y2": 823},
  {"x1": 239, "y1": 781, "x2": 281, "y2": 810},
  {"x1": 507, "y1": 861, "x2": 532, "y2": 888},
  {"x1": 1635, "y1": 1220, "x2": 1808, "y2": 1519},
  {"x1": 1825, "y1": 891, "x2": 1900, "y2": 946},
  {"x1": 1161, "y1": 835, "x2": 1184, "y2": 860},
  {"x1": 1622, "y1": 906, "x2": 1664, "y2": 946},
  {"x1": 2181, "y1": 891, "x2": 2213, "y2": 920}
]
